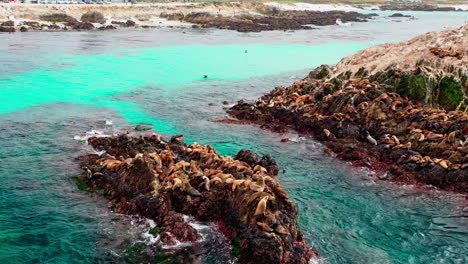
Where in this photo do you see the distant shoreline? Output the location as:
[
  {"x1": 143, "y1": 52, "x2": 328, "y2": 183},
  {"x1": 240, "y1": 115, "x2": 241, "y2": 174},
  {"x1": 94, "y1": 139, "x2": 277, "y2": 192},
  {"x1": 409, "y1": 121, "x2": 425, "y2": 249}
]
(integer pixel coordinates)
[{"x1": 1, "y1": 2, "x2": 466, "y2": 33}]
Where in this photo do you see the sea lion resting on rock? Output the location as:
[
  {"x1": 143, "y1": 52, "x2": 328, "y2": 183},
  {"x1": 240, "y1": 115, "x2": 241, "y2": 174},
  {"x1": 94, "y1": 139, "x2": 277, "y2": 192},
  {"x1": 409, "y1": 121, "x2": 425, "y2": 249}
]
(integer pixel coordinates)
[
  {"x1": 227, "y1": 76, "x2": 468, "y2": 193},
  {"x1": 77, "y1": 134, "x2": 316, "y2": 264}
]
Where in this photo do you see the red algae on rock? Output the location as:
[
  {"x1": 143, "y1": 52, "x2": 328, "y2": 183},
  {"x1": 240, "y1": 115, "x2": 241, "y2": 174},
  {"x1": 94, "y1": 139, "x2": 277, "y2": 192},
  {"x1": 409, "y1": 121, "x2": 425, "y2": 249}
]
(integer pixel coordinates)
[{"x1": 76, "y1": 134, "x2": 316, "y2": 263}]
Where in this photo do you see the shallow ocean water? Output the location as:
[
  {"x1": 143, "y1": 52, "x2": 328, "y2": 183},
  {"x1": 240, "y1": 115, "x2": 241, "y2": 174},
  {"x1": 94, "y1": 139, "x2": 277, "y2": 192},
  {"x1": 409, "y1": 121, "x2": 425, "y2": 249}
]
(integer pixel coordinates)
[{"x1": 0, "y1": 11, "x2": 467, "y2": 264}]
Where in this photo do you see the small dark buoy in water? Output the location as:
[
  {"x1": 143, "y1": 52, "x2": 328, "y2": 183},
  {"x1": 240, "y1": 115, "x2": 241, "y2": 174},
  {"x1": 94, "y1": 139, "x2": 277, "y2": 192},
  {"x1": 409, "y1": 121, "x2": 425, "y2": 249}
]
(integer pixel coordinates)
[
  {"x1": 204, "y1": 75, "x2": 208, "y2": 79},
  {"x1": 245, "y1": 50, "x2": 247, "y2": 53}
]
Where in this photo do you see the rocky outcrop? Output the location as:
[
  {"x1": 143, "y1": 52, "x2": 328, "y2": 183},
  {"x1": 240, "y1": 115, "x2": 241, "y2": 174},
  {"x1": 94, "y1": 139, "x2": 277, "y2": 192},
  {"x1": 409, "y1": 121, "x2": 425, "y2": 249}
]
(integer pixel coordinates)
[
  {"x1": 76, "y1": 134, "x2": 315, "y2": 263},
  {"x1": 334, "y1": 24, "x2": 467, "y2": 111},
  {"x1": 81, "y1": 11, "x2": 105, "y2": 24},
  {"x1": 389, "y1": 13, "x2": 411, "y2": 18},
  {"x1": 226, "y1": 26, "x2": 468, "y2": 194},
  {"x1": 111, "y1": 20, "x2": 137, "y2": 27},
  {"x1": 380, "y1": 4, "x2": 460, "y2": 12},
  {"x1": 0, "y1": 26, "x2": 15, "y2": 32},
  {"x1": 39, "y1": 13, "x2": 78, "y2": 23},
  {"x1": 71, "y1": 22, "x2": 94, "y2": 31},
  {"x1": 161, "y1": 10, "x2": 375, "y2": 32}
]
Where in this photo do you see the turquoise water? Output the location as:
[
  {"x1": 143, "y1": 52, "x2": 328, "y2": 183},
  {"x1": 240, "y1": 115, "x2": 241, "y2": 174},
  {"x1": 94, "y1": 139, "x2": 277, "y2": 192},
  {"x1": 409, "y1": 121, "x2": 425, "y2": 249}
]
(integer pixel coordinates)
[{"x1": 1, "y1": 13, "x2": 467, "y2": 264}]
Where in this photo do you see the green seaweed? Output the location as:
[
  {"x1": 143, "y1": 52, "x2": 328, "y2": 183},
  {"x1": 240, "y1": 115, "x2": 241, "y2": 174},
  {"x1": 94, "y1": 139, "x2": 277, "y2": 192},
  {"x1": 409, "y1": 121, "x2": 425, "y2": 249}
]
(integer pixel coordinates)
[
  {"x1": 355, "y1": 67, "x2": 368, "y2": 77},
  {"x1": 231, "y1": 236, "x2": 242, "y2": 257},
  {"x1": 316, "y1": 66, "x2": 329, "y2": 79},
  {"x1": 330, "y1": 77, "x2": 342, "y2": 89},
  {"x1": 148, "y1": 227, "x2": 161, "y2": 235},
  {"x1": 438, "y1": 76, "x2": 463, "y2": 110},
  {"x1": 110, "y1": 201, "x2": 122, "y2": 211},
  {"x1": 396, "y1": 73, "x2": 428, "y2": 103},
  {"x1": 71, "y1": 174, "x2": 88, "y2": 191}
]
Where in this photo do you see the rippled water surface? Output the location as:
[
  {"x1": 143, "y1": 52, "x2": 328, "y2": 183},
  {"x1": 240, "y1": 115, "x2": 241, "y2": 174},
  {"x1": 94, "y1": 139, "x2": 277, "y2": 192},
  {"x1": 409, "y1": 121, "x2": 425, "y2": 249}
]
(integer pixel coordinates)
[{"x1": 1, "y1": 11, "x2": 467, "y2": 264}]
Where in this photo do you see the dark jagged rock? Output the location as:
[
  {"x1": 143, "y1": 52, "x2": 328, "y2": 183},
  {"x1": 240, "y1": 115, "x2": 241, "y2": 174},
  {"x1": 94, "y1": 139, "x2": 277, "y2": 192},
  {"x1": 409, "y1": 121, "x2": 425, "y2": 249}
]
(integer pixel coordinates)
[
  {"x1": 0, "y1": 26, "x2": 15, "y2": 32},
  {"x1": 48, "y1": 24, "x2": 61, "y2": 30},
  {"x1": 40, "y1": 13, "x2": 78, "y2": 23},
  {"x1": 160, "y1": 10, "x2": 375, "y2": 33},
  {"x1": 125, "y1": 20, "x2": 136, "y2": 27},
  {"x1": 76, "y1": 134, "x2": 316, "y2": 263},
  {"x1": 380, "y1": 4, "x2": 458, "y2": 12},
  {"x1": 21, "y1": 21, "x2": 41, "y2": 30},
  {"x1": 1, "y1": 20, "x2": 14, "y2": 27},
  {"x1": 72, "y1": 22, "x2": 95, "y2": 30},
  {"x1": 234, "y1": 149, "x2": 259, "y2": 166},
  {"x1": 389, "y1": 13, "x2": 411, "y2": 18},
  {"x1": 98, "y1": 25, "x2": 117, "y2": 30},
  {"x1": 110, "y1": 20, "x2": 136, "y2": 27},
  {"x1": 19, "y1": 26, "x2": 28, "y2": 32},
  {"x1": 81, "y1": 11, "x2": 105, "y2": 23}
]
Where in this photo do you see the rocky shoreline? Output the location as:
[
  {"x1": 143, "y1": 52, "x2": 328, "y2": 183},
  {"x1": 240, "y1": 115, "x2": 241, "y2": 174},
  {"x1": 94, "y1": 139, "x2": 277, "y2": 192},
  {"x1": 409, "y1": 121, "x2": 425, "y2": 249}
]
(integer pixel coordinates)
[
  {"x1": 161, "y1": 10, "x2": 375, "y2": 32},
  {"x1": 225, "y1": 25, "x2": 467, "y2": 194},
  {"x1": 75, "y1": 134, "x2": 316, "y2": 263},
  {"x1": 380, "y1": 4, "x2": 464, "y2": 12},
  {"x1": 2, "y1": 2, "x2": 466, "y2": 34},
  {"x1": 0, "y1": 6, "x2": 375, "y2": 33}
]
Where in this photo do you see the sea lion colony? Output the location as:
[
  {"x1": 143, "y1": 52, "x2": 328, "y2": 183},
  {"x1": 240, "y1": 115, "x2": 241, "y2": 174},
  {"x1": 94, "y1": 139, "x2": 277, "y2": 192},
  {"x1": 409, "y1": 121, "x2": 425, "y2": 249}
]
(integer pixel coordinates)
[
  {"x1": 77, "y1": 134, "x2": 315, "y2": 264},
  {"x1": 227, "y1": 66, "x2": 468, "y2": 193}
]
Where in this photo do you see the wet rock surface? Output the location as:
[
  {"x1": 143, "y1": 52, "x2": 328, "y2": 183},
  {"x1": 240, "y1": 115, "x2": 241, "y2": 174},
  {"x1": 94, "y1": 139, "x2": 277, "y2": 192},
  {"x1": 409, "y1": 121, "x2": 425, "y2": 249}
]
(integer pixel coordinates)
[
  {"x1": 0, "y1": 26, "x2": 15, "y2": 32},
  {"x1": 389, "y1": 13, "x2": 412, "y2": 18},
  {"x1": 161, "y1": 10, "x2": 375, "y2": 32},
  {"x1": 76, "y1": 134, "x2": 316, "y2": 263},
  {"x1": 227, "y1": 68, "x2": 468, "y2": 193}
]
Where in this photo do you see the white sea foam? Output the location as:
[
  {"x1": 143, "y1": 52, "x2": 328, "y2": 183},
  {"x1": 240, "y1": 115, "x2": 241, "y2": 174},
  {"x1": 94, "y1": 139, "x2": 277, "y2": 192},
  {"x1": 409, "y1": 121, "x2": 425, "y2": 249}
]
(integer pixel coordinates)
[
  {"x1": 73, "y1": 129, "x2": 111, "y2": 142},
  {"x1": 309, "y1": 256, "x2": 329, "y2": 264},
  {"x1": 336, "y1": 18, "x2": 352, "y2": 27},
  {"x1": 141, "y1": 219, "x2": 160, "y2": 245}
]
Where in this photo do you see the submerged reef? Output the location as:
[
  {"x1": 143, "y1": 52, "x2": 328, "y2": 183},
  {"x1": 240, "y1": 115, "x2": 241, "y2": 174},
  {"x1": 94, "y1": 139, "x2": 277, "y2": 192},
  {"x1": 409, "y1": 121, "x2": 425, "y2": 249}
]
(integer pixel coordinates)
[
  {"x1": 76, "y1": 134, "x2": 316, "y2": 263},
  {"x1": 226, "y1": 25, "x2": 467, "y2": 193}
]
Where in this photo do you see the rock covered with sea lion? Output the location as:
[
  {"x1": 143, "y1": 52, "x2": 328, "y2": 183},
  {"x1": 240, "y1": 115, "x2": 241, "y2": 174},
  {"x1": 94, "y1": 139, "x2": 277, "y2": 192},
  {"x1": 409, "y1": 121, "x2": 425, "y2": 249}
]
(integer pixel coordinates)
[
  {"x1": 226, "y1": 25, "x2": 468, "y2": 194},
  {"x1": 76, "y1": 134, "x2": 316, "y2": 263}
]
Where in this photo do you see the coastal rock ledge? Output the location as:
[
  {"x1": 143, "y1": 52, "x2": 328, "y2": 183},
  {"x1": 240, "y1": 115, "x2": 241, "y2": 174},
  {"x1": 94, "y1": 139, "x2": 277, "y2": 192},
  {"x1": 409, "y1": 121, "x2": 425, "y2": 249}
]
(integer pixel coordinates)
[
  {"x1": 226, "y1": 25, "x2": 467, "y2": 194},
  {"x1": 76, "y1": 134, "x2": 316, "y2": 263}
]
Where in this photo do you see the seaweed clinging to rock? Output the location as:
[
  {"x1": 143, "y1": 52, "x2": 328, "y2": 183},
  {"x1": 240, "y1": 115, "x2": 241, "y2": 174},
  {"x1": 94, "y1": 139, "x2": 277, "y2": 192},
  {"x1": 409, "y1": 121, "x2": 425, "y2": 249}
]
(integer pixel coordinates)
[{"x1": 76, "y1": 134, "x2": 316, "y2": 263}]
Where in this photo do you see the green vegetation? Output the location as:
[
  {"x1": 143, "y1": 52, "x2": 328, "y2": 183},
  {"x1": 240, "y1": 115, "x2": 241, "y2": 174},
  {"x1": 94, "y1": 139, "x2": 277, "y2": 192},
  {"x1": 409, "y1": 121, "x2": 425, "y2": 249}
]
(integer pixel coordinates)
[
  {"x1": 110, "y1": 201, "x2": 122, "y2": 211},
  {"x1": 148, "y1": 226, "x2": 161, "y2": 235},
  {"x1": 317, "y1": 66, "x2": 329, "y2": 79},
  {"x1": 396, "y1": 73, "x2": 428, "y2": 104},
  {"x1": 39, "y1": 13, "x2": 78, "y2": 23},
  {"x1": 71, "y1": 174, "x2": 88, "y2": 191},
  {"x1": 231, "y1": 236, "x2": 243, "y2": 257},
  {"x1": 355, "y1": 67, "x2": 368, "y2": 78},
  {"x1": 438, "y1": 77, "x2": 463, "y2": 110}
]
